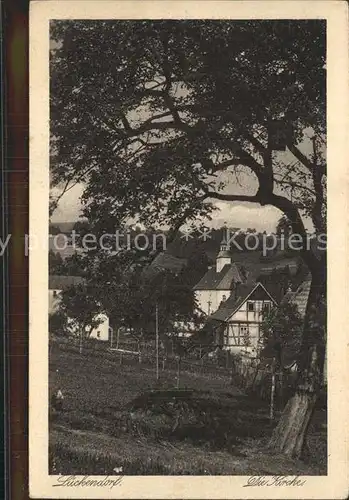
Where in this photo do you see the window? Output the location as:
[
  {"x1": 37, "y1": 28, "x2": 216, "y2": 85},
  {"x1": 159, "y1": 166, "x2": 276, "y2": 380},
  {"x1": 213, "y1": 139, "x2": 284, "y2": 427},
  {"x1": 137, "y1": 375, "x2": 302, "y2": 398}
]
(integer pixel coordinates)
[
  {"x1": 222, "y1": 295, "x2": 227, "y2": 302},
  {"x1": 262, "y1": 302, "x2": 271, "y2": 315},
  {"x1": 239, "y1": 325, "x2": 250, "y2": 346},
  {"x1": 53, "y1": 290, "x2": 58, "y2": 297},
  {"x1": 247, "y1": 302, "x2": 255, "y2": 312},
  {"x1": 230, "y1": 325, "x2": 250, "y2": 346}
]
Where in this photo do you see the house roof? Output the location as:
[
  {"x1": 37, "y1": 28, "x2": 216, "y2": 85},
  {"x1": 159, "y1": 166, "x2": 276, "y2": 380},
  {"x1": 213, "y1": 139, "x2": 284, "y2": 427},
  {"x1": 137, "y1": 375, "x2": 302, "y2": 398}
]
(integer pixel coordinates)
[
  {"x1": 282, "y1": 275, "x2": 312, "y2": 318},
  {"x1": 150, "y1": 252, "x2": 187, "y2": 273},
  {"x1": 193, "y1": 263, "x2": 243, "y2": 291},
  {"x1": 144, "y1": 252, "x2": 188, "y2": 276},
  {"x1": 49, "y1": 275, "x2": 86, "y2": 290},
  {"x1": 209, "y1": 282, "x2": 277, "y2": 322}
]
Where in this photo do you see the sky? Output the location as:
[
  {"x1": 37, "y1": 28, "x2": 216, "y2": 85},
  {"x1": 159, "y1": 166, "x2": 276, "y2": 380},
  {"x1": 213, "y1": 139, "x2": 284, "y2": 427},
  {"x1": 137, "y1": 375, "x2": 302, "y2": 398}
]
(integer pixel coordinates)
[{"x1": 50, "y1": 182, "x2": 309, "y2": 233}]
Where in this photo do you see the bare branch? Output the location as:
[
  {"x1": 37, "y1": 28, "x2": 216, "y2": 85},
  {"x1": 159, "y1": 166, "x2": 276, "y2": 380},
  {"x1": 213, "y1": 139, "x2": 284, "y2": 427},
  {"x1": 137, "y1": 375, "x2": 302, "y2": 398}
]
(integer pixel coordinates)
[
  {"x1": 203, "y1": 189, "x2": 261, "y2": 204},
  {"x1": 274, "y1": 178, "x2": 316, "y2": 197},
  {"x1": 287, "y1": 142, "x2": 314, "y2": 171}
]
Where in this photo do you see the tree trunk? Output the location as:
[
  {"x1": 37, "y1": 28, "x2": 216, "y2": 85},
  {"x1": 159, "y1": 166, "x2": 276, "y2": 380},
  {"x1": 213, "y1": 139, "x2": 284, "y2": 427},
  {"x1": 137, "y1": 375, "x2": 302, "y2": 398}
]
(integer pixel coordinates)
[
  {"x1": 269, "y1": 272, "x2": 326, "y2": 458},
  {"x1": 268, "y1": 390, "x2": 316, "y2": 457}
]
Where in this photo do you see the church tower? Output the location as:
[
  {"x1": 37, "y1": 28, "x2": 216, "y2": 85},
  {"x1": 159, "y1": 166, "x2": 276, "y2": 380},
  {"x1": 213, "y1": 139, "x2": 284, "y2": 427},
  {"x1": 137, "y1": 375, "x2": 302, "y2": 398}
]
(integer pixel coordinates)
[{"x1": 216, "y1": 230, "x2": 231, "y2": 272}]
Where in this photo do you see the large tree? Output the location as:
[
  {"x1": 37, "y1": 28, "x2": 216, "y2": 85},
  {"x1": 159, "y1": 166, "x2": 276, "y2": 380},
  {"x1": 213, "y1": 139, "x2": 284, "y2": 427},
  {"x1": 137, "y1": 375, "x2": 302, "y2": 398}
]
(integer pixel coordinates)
[{"x1": 50, "y1": 20, "x2": 326, "y2": 457}]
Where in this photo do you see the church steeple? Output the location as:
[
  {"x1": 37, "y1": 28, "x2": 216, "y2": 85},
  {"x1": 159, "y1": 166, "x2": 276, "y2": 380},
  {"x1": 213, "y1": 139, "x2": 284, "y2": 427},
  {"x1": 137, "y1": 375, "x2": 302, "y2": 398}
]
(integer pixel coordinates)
[
  {"x1": 219, "y1": 236, "x2": 228, "y2": 252},
  {"x1": 216, "y1": 227, "x2": 231, "y2": 272}
]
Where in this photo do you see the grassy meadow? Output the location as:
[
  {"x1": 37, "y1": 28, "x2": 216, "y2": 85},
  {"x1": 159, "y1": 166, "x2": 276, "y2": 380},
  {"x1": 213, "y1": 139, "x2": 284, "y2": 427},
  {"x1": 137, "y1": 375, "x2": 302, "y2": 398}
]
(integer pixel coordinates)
[{"x1": 49, "y1": 340, "x2": 327, "y2": 476}]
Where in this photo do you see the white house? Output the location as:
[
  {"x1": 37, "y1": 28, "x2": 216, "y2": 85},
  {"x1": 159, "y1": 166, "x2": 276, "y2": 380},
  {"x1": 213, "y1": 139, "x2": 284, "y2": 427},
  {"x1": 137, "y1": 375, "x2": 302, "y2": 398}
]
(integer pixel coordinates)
[
  {"x1": 193, "y1": 237, "x2": 244, "y2": 315},
  {"x1": 208, "y1": 282, "x2": 278, "y2": 356},
  {"x1": 49, "y1": 275, "x2": 110, "y2": 342}
]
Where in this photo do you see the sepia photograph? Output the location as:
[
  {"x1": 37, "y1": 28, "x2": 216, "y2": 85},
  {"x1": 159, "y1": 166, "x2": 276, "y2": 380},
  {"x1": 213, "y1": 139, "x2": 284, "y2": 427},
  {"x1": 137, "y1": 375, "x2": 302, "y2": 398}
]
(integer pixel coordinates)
[{"x1": 29, "y1": 1, "x2": 348, "y2": 498}]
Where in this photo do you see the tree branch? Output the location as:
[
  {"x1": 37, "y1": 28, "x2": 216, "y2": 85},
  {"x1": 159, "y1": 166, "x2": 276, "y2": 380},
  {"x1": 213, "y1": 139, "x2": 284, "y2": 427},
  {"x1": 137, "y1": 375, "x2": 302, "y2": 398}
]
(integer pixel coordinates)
[
  {"x1": 203, "y1": 189, "x2": 261, "y2": 204},
  {"x1": 243, "y1": 130, "x2": 267, "y2": 154},
  {"x1": 287, "y1": 142, "x2": 313, "y2": 172},
  {"x1": 274, "y1": 178, "x2": 316, "y2": 197}
]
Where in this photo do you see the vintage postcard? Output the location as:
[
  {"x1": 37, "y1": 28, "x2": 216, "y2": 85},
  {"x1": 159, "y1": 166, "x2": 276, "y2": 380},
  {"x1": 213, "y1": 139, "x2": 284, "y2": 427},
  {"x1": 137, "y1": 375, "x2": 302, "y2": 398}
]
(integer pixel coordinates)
[{"x1": 29, "y1": 1, "x2": 349, "y2": 498}]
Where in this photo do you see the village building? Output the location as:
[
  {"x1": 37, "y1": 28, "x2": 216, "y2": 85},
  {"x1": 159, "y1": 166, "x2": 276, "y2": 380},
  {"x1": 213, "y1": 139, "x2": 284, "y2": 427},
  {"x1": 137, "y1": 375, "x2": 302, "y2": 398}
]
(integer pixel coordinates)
[
  {"x1": 49, "y1": 275, "x2": 110, "y2": 341},
  {"x1": 207, "y1": 282, "x2": 278, "y2": 356},
  {"x1": 193, "y1": 236, "x2": 245, "y2": 315}
]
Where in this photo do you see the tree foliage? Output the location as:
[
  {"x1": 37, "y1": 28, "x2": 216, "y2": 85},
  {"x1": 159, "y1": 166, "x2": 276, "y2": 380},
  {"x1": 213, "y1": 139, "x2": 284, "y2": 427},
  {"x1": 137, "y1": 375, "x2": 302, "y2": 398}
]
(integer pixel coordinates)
[
  {"x1": 49, "y1": 249, "x2": 64, "y2": 274},
  {"x1": 276, "y1": 215, "x2": 293, "y2": 238},
  {"x1": 59, "y1": 283, "x2": 104, "y2": 338},
  {"x1": 261, "y1": 301, "x2": 304, "y2": 359},
  {"x1": 50, "y1": 20, "x2": 326, "y2": 247},
  {"x1": 56, "y1": 246, "x2": 201, "y2": 340},
  {"x1": 49, "y1": 310, "x2": 68, "y2": 336}
]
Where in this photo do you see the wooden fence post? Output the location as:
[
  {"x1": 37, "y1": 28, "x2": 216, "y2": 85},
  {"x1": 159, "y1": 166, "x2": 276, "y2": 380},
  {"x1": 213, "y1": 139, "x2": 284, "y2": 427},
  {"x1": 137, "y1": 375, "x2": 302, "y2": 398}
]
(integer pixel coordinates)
[
  {"x1": 176, "y1": 358, "x2": 180, "y2": 389},
  {"x1": 270, "y1": 368, "x2": 276, "y2": 420},
  {"x1": 278, "y1": 370, "x2": 283, "y2": 410}
]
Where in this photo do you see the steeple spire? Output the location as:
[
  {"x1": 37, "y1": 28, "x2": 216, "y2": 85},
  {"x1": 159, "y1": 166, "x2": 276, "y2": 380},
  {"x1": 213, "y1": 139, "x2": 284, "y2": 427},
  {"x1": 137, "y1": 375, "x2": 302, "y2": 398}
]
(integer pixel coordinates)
[
  {"x1": 216, "y1": 225, "x2": 231, "y2": 272},
  {"x1": 220, "y1": 222, "x2": 229, "y2": 251},
  {"x1": 220, "y1": 226, "x2": 228, "y2": 251}
]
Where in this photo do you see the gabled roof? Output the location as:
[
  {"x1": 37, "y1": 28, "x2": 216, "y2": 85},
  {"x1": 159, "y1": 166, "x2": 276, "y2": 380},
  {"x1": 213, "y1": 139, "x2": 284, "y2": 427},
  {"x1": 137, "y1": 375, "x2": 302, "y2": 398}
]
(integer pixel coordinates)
[
  {"x1": 282, "y1": 275, "x2": 312, "y2": 318},
  {"x1": 49, "y1": 275, "x2": 86, "y2": 290},
  {"x1": 209, "y1": 282, "x2": 277, "y2": 322},
  {"x1": 141, "y1": 252, "x2": 188, "y2": 281},
  {"x1": 193, "y1": 263, "x2": 243, "y2": 291},
  {"x1": 150, "y1": 252, "x2": 187, "y2": 273}
]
